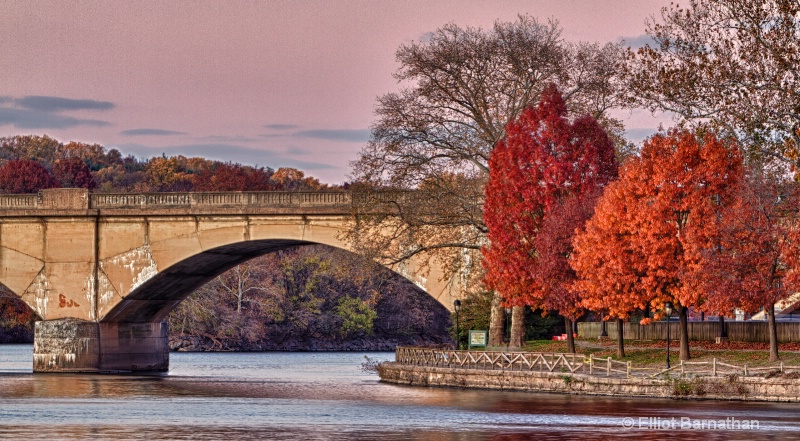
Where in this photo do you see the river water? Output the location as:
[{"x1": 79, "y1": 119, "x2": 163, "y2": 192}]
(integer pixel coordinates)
[{"x1": 1, "y1": 345, "x2": 799, "y2": 440}]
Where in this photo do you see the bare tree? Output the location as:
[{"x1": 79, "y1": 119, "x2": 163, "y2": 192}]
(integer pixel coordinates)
[
  {"x1": 346, "y1": 15, "x2": 625, "y2": 345},
  {"x1": 215, "y1": 263, "x2": 267, "y2": 314},
  {"x1": 625, "y1": 0, "x2": 800, "y2": 169}
]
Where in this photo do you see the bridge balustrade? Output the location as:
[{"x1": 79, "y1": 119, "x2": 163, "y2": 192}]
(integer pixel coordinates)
[
  {"x1": 0, "y1": 189, "x2": 420, "y2": 211},
  {"x1": 0, "y1": 194, "x2": 38, "y2": 208},
  {"x1": 89, "y1": 191, "x2": 353, "y2": 209}
]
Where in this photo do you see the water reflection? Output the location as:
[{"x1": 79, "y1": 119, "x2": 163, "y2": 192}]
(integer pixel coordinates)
[{"x1": 0, "y1": 346, "x2": 799, "y2": 440}]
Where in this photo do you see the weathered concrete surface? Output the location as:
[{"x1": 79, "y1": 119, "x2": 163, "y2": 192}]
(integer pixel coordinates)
[
  {"x1": 34, "y1": 319, "x2": 100, "y2": 372},
  {"x1": 0, "y1": 189, "x2": 461, "y2": 324},
  {"x1": 379, "y1": 362, "x2": 800, "y2": 402},
  {"x1": 34, "y1": 319, "x2": 168, "y2": 373},
  {"x1": 2, "y1": 189, "x2": 466, "y2": 373}
]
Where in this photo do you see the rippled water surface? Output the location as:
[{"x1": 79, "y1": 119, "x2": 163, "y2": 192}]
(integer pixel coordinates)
[{"x1": 1, "y1": 344, "x2": 799, "y2": 440}]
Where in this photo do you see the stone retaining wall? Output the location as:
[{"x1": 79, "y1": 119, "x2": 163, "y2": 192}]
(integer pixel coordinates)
[{"x1": 378, "y1": 362, "x2": 800, "y2": 402}]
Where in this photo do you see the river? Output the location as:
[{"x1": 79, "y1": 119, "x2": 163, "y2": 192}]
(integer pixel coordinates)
[{"x1": 0, "y1": 345, "x2": 799, "y2": 440}]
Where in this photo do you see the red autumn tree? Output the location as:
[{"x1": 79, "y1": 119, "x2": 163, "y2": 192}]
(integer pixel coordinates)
[
  {"x1": 482, "y1": 84, "x2": 618, "y2": 353},
  {"x1": 53, "y1": 157, "x2": 97, "y2": 190},
  {"x1": 194, "y1": 162, "x2": 274, "y2": 191},
  {"x1": 533, "y1": 190, "x2": 605, "y2": 350},
  {"x1": 573, "y1": 129, "x2": 742, "y2": 361},
  {"x1": 0, "y1": 159, "x2": 58, "y2": 194},
  {"x1": 701, "y1": 169, "x2": 800, "y2": 362}
]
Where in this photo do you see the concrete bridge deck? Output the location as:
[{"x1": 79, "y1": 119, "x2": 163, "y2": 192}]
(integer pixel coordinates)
[{"x1": 0, "y1": 189, "x2": 459, "y2": 373}]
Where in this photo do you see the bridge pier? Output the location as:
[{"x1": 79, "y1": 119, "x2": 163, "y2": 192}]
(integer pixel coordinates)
[{"x1": 33, "y1": 319, "x2": 169, "y2": 373}]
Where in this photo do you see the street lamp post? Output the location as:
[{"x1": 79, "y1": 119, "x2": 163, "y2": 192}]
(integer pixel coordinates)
[
  {"x1": 599, "y1": 314, "x2": 608, "y2": 338},
  {"x1": 504, "y1": 307, "x2": 511, "y2": 352},
  {"x1": 664, "y1": 301, "x2": 674, "y2": 369},
  {"x1": 454, "y1": 299, "x2": 462, "y2": 350}
]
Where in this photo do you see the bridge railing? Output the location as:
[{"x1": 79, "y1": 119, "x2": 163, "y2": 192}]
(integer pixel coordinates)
[
  {"x1": 89, "y1": 191, "x2": 355, "y2": 209},
  {"x1": 0, "y1": 194, "x2": 38, "y2": 208},
  {"x1": 0, "y1": 189, "x2": 416, "y2": 211}
]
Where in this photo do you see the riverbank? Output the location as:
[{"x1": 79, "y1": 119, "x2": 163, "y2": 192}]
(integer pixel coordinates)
[
  {"x1": 379, "y1": 362, "x2": 800, "y2": 402},
  {"x1": 168, "y1": 334, "x2": 447, "y2": 352},
  {"x1": 379, "y1": 347, "x2": 800, "y2": 402}
]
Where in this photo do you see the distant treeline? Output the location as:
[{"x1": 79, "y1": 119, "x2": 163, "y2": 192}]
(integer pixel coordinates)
[{"x1": 0, "y1": 134, "x2": 332, "y2": 194}]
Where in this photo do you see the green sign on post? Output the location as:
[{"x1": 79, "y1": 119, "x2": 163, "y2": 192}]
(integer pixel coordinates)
[{"x1": 468, "y1": 330, "x2": 488, "y2": 350}]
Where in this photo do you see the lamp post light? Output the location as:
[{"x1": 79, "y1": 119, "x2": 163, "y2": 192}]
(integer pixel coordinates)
[
  {"x1": 664, "y1": 301, "x2": 674, "y2": 369},
  {"x1": 504, "y1": 307, "x2": 511, "y2": 352},
  {"x1": 454, "y1": 299, "x2": 462, "y2": 350}
]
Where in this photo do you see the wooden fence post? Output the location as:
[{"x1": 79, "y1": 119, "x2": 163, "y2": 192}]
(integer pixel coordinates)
[
  {"x1": 712, "y1": 358, "x2": 716, "y2": 377},
  {"x1": 607, "y1": 357, "x2": 611, "y2": 377}
]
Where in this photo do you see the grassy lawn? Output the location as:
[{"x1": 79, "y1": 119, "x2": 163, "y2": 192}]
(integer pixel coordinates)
[{"x1": 505, "y1": 339, "x2": 800, "y2": 369}]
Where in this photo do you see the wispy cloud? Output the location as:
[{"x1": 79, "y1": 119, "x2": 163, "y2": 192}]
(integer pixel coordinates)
[
  {"x1": 264, "y1": 123, "x2": 299, "y2": 131},
  {"x1": 294, "y1": 129, "x2": 370, "y2": 143},
  {"x1": 16, "y1": 96, "x2": 114, "y2": 112},
  {"x1": 418, "y1": 31, "x2": 435, "y2": 43},
  {"x1": 0, "y1": 95, "x2": 114, "y2": 129},
  {"x1": 619, "y1": 35, "x2": 657, "y2": 50},
  {"x1": 0, "y1": 107, "x2": 110, "y2": 129},
  {"x1": 200, "y1": 135, "x2": 261, "y2": 143},
  {"x1": 121, "y1": 128, "x2": 186, "y2": 136}
]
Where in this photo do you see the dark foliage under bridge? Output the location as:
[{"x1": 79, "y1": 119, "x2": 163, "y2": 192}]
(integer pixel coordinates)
[{"x1": 0, "y1": 245, "x2": 451, "y2": 350}]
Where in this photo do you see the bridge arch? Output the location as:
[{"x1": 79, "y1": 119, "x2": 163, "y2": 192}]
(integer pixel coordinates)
[
  {"x1": 95, "y1": 216, "x2": 454, "y2": 323},
  {"x1": 0, "y1": 189, "x2": 462, "y2": 373}
]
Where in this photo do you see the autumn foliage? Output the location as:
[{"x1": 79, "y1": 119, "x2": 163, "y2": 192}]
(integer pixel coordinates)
[
  {"x1": 194, "y1": 162, "x2": 274, "y2": 191},
  {"x1": 0, "y1": 159, "x2": 58, "y2": 194},
  {"x1": 53, "y1": 157, "x2": 97, "y2": 189},
  {"x1": 482, "y1": 84, "x2": 618, "y2": 350},
  {"x1": 698, "y1": 171, "x2": 800, "y2": 361},
  {"x1": 572, "y1": 129, "x2": 743, "y2": 360}
]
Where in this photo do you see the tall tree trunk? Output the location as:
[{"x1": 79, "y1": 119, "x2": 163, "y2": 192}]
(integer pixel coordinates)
[
  {"x1": 565, "y1": 317, "x2": 576, "y2": 353},
  {"x1": 599, "y1": 317, "x2": 608, "y2": 337},
  {"x1": 679, "y1": 306, "x2": 690, "y2": 361},
  {"x1": 767, "y1": 303, "x2": 780, "y2": 362},
  {"x1": 510, "y1": 306, "x2": 525, "y2": 348},
  {"x1": 719, "y1": 315, "x2": 727, "y2": 338},
  {"x1": 616, "y1": 318, "x2": 625, "y2": 358},
  {"x1": 488, "y1": 292, "x2": 505, "y2": 347}
]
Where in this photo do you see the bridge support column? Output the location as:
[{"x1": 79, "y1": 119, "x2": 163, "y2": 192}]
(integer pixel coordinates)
[{"x1": 33, "y1": 319, "x2": 169, "y2": 373}]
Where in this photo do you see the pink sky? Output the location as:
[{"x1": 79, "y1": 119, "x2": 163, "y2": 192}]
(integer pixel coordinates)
[{"x1": 0, "y1": 0, "x2": 669, "y2": 184}]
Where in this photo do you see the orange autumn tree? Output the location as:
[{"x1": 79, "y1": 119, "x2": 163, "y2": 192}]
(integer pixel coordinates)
[
  {"x1": 572, "y1": 178, "x2": 652, "y2": 358},
  {"x1": 573, "y1": 128, "x2": 742, "y2": 360},
  {"x1": 482, "y1": 84, "x2": 618, "y2": 353}
]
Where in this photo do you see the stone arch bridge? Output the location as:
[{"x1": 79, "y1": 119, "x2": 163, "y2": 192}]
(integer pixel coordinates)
[{"x1": 0, "y1": 189, "x2": 460, "y2": 372}]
